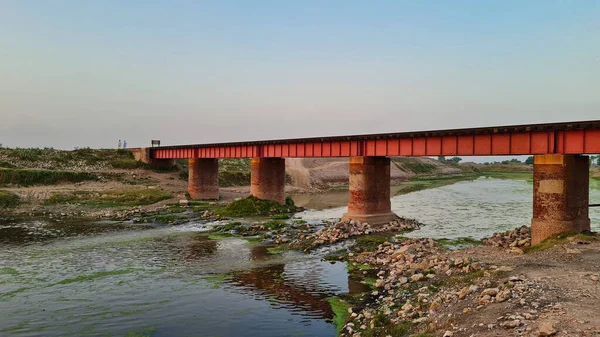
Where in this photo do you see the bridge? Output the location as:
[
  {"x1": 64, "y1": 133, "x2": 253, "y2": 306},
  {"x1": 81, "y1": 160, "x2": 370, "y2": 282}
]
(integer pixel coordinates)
[{"x1": 135, "y1": 120, "x2": 600, "y2": 245}]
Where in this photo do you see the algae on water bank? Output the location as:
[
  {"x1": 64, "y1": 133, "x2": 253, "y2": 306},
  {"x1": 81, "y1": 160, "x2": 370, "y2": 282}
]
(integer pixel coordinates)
[
  {"x1": 214, "y1": 195, "x2": 298, "y2": 217},
  {"x1": 45, "y1": 189, "x2": 172, "y2": 207}
]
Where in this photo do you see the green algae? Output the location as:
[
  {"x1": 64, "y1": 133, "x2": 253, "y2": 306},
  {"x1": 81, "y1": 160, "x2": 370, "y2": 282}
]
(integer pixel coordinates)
[
  {"x1": 267, "y1": 246, "x2": 287, "y2": 254},
  {"x1": 0, "y1": 267, "x2": 19, "y2": 275},
  {"x1": 326, "y1": 296, "x2": 351, "y2": 335},
  {"x1": 214, "y1": 195, "x2": 297, "y2": 217},
  {"x1": 124, "y1": 327, "x2": 157, "y2": 337},
  {"x1": 205, "y1": 274, "x2": 231, "y2": 289},
  {"x1": 437, "y1": 237, "x2": 482, "y2": 248},
  {"x1": 55, "y1": 268, "x2": 137, "y2": 285}
]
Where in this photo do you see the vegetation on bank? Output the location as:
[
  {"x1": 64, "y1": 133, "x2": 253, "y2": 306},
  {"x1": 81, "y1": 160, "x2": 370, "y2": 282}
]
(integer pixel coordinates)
[
  {"x1": 45, "y1": 188, "x2": 172, "y2": 207},
  {"x1": 524, "y1": 231, "x2": 597, "y2": 254},
  {"x1": 0, "y1": 168, "x2": 99, "y2": 186},
  {"x1": 214, "y1": 195, "x2": 298, "y2": 217},
  {"x1": 0, "y1": 190, "x2": 20, "y2": 208},
  {"x1": 0, "y1": 147, "x2": 147, "y2": 170},
  {"x1": 327, "y1": 297, "x2": 351, "y2": 335}
]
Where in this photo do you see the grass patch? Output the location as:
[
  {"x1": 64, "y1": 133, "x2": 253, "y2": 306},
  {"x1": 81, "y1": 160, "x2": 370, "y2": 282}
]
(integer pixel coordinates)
[
  {"x1": 267, "y1": 246, "x2": 287, "y2": 254},
  {"x1": 134, "y1": 213, "x2": 186, "y2": 224},
  {"x1": 435, "y1": 270, "x2": 485, "y2": 288},
  {"x1": 323, "y1": 249, "x2": 348, "y2": 262},
  {"x1": 524, "y1": 231, "x2": 597, "y2": 254},
  {"x1": 0, "y1": 168, "x2": 98, "y2": 186},
  {"x1": 270, "y1": 214, "x2": 291, "y2": 220},
  {"x1": 393, "y1": 158, "x2": 437, "y2": 174},
  {"x1": 437, "y1": 237, "x2": 482, "y2": 248},
  {"x1": 354, "y1": 235, "x2": 393, "y2": 252},
  {"x1": 327, "y1": 297, "x2": 351, "y2": 335},
  {"x1": 45, "y1": 188, "x2": 172, "y2": 207},
  {"x1": 362, "y1": 313, "x2": 413, "y2": 337},
  {"x1": 0, "y1": 190, "x2": 20, "y2": 208},
  {"x1": 348, "y1": 263, "x2": 375, "y2": 272},
  {"x1": 0, "y1": 161, "x2": 16, "y2": 168},
  {"x1": 262, "y1": 220, "x2": 287, "y2": 230},
  {"x1": 55, "y1": 268, "x2": 136, "y2": 285},
  {"x1": 214, "y1": 195, "x2": 297, "y2": 217},
  {"x1": 480, "y1": 171, "x2": 532, "y2": 181}
]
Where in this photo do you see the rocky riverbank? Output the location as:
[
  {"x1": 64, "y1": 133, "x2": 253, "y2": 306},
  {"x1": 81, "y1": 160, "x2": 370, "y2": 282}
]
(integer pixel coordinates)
[{"x1": 322, "y1": 226, "x2": 600, "y2": 337}]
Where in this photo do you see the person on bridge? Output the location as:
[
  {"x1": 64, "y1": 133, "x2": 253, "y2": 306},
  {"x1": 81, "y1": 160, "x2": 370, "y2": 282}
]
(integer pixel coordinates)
[
  {"x1": 123, "y1": 140, "x2": 127, "y2": 149},
  {"x1": 118, "y1": 140, "x2": 122, "y2": 149}
]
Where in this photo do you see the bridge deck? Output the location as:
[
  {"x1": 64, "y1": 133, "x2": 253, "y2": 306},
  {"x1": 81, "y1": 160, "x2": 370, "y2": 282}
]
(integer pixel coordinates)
[{"x1": 152, "y1": 120, "x2": 600, "y2": 159}]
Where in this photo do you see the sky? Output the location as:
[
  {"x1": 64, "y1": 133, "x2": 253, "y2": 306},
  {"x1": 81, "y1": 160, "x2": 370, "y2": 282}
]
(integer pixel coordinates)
[{"x1": 1, "y1": 1, "x2": 599, "y2": 155}]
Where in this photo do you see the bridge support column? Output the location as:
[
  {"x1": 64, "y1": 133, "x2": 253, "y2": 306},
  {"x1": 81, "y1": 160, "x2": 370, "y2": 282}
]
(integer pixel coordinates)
[
  {"x1": 531, "y1": 154, "x2": 590, "y2": 245},
  {"x1": 341, "y1": 156, "x2": 398, "y2": 225},
  {"x1": 188, "y1": 158, "x2": 219, "y2": 200},
  {"x1": 250, "y1": 158, "x2": 286, "y2": 205}
]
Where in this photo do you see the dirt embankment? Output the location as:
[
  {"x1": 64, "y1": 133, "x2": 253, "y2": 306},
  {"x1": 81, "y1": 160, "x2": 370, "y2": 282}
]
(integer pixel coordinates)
[{"x1": 286, "y1": 157, "x2": 474, "y2": 189}]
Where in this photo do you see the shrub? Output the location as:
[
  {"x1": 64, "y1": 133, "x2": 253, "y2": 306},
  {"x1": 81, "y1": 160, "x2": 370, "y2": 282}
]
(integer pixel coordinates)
[
  {"x1": 0, "y1": 168, "x2": 98, "y2": 186},
  {"x1": 0, "y1": 190, "x2": 20, "y2": 208}
]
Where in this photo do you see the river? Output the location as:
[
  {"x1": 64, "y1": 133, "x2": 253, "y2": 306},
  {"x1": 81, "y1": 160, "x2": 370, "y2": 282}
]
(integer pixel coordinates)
[{"x1": 1, "y1": 176, "x2": 599, "y2": 336}]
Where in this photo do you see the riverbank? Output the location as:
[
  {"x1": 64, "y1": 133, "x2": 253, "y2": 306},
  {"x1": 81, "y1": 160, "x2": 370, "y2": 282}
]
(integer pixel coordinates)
[{"x1": 0, "y1": 147, "x2": 515, "y2": 219}]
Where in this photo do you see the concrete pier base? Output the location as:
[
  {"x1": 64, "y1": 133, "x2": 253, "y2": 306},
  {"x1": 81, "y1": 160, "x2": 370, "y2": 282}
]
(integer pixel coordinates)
[
  {"x1": 531, "y1": 154, "x2": 590, "y2": 245},
  {"x1": 188, "y1": 158, "x2": 219, "y2": 200},
  {"x1": 341, "y1": 156, "x2": 398, "y2": 225},
  {"x1": 130, "y1": 148, "x2": 175, "y2": 168},
  {"x1": 250, "y1": 158, "x2": 286, "y2": 205}
]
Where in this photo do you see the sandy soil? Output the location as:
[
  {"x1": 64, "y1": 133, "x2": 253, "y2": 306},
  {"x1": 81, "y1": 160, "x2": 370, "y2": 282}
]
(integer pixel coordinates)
[
  {"x1": 285, "y1": 157, "x2": 468, "y2": 189},
  {"x1": 438, "y1": 241, "x2": 600, "y2": 336}
]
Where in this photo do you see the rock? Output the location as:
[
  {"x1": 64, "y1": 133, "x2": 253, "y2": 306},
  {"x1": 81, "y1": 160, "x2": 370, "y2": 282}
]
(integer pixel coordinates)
[
  {"x1": 591, "y1": 275, "x2": 599, "y2": 282},
  {"x1": 481, "y1": 288, "x2": 499, "y2": 296},
  {"x1": 411, "y1": 273, "x2": 424, "y2": 282},
  {"x1": 565, "y1": 248, "x2": 581, "y2": 254},
  {"x1": 443, "y1": 331, "x2": 453, "y2": 337},
  {"x1": 179, "y1": 199, "x2": 189, "y2": 205},
  {"x1": 510, "y1": 248, "x2": 524, "y2": 255},
  {"x1": 538, "y1": 322, "x2": 557, "y2": 336},
  {"x1": 502, "y1": 320, "x2": 521, "y2": 329}
]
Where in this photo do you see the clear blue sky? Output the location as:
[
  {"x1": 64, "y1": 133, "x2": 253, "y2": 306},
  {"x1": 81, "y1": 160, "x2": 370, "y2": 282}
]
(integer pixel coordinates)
[{"x1": 1, "y1": 1, "x2": 599, "y2": 153}]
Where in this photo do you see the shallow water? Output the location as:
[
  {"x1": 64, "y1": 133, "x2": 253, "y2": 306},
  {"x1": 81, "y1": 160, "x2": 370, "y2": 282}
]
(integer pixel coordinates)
[
  {"x1": 1, "y1": 176, "x2": 599, "y2": 336},
  {"x1": 296, "y1": 176, "x2": 600, "y2": 239},
  {"x1": 0, "y1": 220, "x2": 365, "y2": 336}
]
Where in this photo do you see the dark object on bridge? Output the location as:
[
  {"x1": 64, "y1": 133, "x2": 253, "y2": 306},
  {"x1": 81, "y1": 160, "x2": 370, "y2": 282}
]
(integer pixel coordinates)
[
  {"x1": 590, "y1": 204, "x2": 600, "y2": 208},
  {"x1": 151, "y1": 140, "x2": 161, "y2": 147}
]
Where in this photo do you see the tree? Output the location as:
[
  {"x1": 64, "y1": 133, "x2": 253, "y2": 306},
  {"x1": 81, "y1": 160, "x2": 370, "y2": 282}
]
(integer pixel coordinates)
[
  {"x1": 525, "y1": 156, "x2": 534, "y2": 165},
  {"x1": 448, "y1": 157, "x2": 462, "y2": 163}
]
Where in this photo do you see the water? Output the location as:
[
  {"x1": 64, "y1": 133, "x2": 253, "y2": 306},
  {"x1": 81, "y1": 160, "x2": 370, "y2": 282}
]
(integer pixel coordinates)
[
  {"x1": 296, "y1": 176, "x2": 600, "y2": 239},
  {"x1": 1, "y1": 177, "x2": 599, "y2": 336}
]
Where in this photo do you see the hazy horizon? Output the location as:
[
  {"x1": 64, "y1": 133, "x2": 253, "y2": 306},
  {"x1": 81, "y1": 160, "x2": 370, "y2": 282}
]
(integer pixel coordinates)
[{"x1": 1, "y1": 1, "x2": 599, "y2": 150}]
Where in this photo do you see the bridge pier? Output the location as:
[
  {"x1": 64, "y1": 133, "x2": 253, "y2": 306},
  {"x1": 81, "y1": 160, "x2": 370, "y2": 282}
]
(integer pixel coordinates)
[
  {"x1": 531, "y1": 154, "x2": 590, "y2": 245},
  {"x1": 188, "y1": 158, "x2": 219, "y2": 200},
  {"x1": 341, "y1": 156, "x2": 398, "y2": 225},
  {"x1": 250, "y1": 158, "x2": 286, "y2": 205}
]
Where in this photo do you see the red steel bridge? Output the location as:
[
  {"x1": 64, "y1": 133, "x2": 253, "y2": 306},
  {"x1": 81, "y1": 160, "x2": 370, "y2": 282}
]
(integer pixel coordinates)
[{"x1": 136, "y1": 120, "x2": 600, "y2": 245}]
